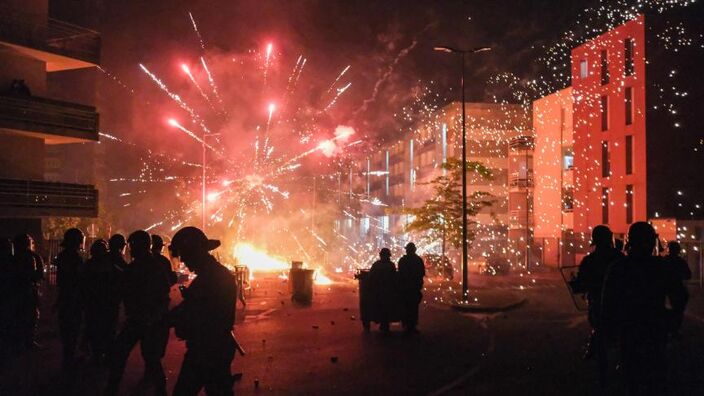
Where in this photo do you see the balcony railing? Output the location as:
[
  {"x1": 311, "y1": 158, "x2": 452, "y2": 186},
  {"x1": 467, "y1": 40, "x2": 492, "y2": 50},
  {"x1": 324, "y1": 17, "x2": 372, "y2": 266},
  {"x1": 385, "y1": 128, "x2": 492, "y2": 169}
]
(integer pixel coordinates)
[
  {"x1": 0, "y1": 94, "x2": 98, "y2": 141},
  {"x1": 509, "y1": 175, "x2": 533, "y2": 188},
  {"x1": 509, "y1": 209, "x2": 533, "y2": 228},
  {"x1": 0, "y1": 178, "x2": 98, "y2": 217},
  {"x1": 0, "y1": 7, "x2": 100, "y2": 66}
]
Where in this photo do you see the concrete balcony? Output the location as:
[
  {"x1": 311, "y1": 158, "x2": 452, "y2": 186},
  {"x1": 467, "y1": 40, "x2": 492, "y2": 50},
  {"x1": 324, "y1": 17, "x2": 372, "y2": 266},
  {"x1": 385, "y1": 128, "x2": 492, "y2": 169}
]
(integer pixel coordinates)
[
  {"x1": 0, "y1": 7, "x2": 100, "y2": 71},
  {"x1": 509, "y1": 175, "x2": 533, "y2": 190},
  {"x1": 0, "y1": 178, "x2": 98, "y2": 218},
  {"x1": 0, "y1": 94, "x2": 99, "y2": 143}
]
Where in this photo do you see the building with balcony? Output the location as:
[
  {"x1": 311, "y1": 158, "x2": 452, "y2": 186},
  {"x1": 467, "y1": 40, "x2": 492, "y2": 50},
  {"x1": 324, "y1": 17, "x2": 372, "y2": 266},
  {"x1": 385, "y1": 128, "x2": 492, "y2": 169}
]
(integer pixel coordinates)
[
  {"x1": 529, "y1": 6, "x2": 704, "y2": 269},
  {"x1": 0, "y1": 0, "x2": 100, "y2": 240},
  {"x1": 571, "y1": 8, "x2": 704, "y2": 240},
  {"x1": 337, "y1": 102, "x2": 533, "y2": 271},
  {"x1": 532, "y1": 87, "x2": 581, "y2": 267}
]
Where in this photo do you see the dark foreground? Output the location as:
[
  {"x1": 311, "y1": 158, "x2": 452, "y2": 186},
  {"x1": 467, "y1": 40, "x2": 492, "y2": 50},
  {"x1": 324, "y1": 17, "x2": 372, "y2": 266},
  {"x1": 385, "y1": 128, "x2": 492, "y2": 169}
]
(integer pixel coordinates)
[{"x1": 2, "y1": 272, "x2": 704, "y2": 395}]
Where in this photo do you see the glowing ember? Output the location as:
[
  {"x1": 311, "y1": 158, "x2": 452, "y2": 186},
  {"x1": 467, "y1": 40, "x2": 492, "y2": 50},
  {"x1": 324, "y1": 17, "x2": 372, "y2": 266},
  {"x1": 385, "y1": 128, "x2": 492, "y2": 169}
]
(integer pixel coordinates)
[
  {"x1": 233, "y1": 243, "x2": 289, "y2": 272},
  {"x1": 313, "y1": 269, "x2": 334, "y2": 285}
]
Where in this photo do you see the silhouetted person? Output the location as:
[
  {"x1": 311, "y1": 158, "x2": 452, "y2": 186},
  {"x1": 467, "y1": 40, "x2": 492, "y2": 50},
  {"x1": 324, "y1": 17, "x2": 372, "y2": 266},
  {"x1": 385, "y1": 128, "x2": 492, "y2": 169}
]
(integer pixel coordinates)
[
  {"x1": 168, "y1": 226, "x2": 237, "y2": 396},
  {"x1": 108, "y1": 234, "x2": 128, "y2": 273},
  {"x1": 105, "y1": 234, "x2": 128, "y2": 343},
  {"x1": 12, "y1": 234, "x2": 44, "y2": 349},
  {"x1": 10, "y1": 79, "x2": 31, "y2": 97},
  {"x1": 614, "y1": 238, "x2": 624, "y2": 253},
  {"x1": 571, "y1": 225, "x2": 623, "y2": 375},
  {"x1": 83, "y1": 239, "x2": 115, "y2": 364},
  {"x1": 0, "y1": 238, "x2": 15, "y2": 356},
  {"x1": 398, "y1": 242, "x2": 425, "y2": 333},
  {"x1": 665, "y1": 241, "x2": 691, "y2": 281},
  {"x1": 152, "y1": 234, "x2": 177, "y2": 287},
  {"x1": 149, "y1": 234, "x2": 176, "y2": 380},
  {"x1": 53, "y1": 228, "x2": 85, "y2": 369},
  {"x1": 106, "y1": 231, "x2": 170, "y2": 396},
  {"x1": 601, "y1": 222, "x2": 688, "y2": 395},
  {"x1": 369, "y1": 248, "x2": 397, "y2": 333}
]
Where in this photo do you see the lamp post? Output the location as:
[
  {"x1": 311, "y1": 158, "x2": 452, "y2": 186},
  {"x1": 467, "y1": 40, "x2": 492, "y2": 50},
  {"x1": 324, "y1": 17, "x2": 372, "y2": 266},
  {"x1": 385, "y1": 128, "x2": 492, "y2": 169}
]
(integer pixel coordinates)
[
  {"x1": 433, "y1": 45, "x2": 491, "y2": 302},
  {"x1": 201, "y1": 132, "x2": 220, "y2": 231}
]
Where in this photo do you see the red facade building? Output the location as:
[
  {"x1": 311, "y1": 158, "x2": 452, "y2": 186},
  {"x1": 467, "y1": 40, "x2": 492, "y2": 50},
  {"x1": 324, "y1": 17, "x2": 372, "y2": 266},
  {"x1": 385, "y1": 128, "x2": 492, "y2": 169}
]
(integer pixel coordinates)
[{"x1": 570, "y1": 8, "x2": 704, "y2": 239}]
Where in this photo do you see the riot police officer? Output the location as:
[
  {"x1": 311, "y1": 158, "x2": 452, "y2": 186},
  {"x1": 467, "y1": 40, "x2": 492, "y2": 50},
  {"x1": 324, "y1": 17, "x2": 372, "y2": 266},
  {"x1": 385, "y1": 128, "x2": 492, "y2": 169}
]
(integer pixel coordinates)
[
  {"x1": 54, "y1": 228, "x2": 85, "y2": 369},
  {"x1": 105, "y1": 230, "x2": 170, "y2": 396},
  {"x1": 398, "y1": 242, "x2": 425, "y2": 333},
  {"x1": 168, "y1": 226, "x2": 237, "y2": 396}
]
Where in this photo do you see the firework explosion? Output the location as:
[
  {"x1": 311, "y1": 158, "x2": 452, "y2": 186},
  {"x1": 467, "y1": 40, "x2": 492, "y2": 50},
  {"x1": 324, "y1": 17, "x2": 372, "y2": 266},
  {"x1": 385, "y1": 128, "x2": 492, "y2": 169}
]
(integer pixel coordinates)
[
  {"x1": 99, "y1": 12, "x2": 363, "y2": 272},
  {"x1": 97, "y1": 0, "x2": 703, "y2": 282}
]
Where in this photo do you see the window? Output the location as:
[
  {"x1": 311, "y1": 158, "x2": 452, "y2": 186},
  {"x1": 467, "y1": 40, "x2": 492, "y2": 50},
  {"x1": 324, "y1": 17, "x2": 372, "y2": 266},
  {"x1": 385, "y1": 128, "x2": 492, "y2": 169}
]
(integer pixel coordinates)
[
  {"x1": 625, "y1": 87, "x2": 633, "y2": 125},
  {"x1": 602, "y1": 188, "x2": 610, "y2": 224},
  {"x1": 580, "y1": 59, "x2": 588, "y2": 78},
  {"x1": 601, "y1": 141, "x2": 610, "y2": 178},
  {"x1": 562, "y1": 187, "x2": 574, "y2": 212},
  {"x1": 625, "y1": 38, "x2": 634, "y2": 76},
  {"x1": 625, "y1": 136, "x2": 633, "y2": 175},
  {"x1": 600, "y1": 50, "x2": 609, "y2": 85},
  {"x1": 626, "y1": 185, "x2": 634, "y2": 224},
  {"x1": 562, "y1": 147, "x2": 574, "y2": 170},
  {"x1": 601, "y1": 96, "x2": 609, "y2": 131}
]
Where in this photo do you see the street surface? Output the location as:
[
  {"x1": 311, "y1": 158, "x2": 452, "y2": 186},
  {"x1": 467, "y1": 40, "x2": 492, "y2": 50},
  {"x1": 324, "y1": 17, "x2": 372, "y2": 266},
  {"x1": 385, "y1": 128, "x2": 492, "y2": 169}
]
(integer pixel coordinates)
[{"x1": 2, "y1": 272, "x2": 703, "y2": 395}]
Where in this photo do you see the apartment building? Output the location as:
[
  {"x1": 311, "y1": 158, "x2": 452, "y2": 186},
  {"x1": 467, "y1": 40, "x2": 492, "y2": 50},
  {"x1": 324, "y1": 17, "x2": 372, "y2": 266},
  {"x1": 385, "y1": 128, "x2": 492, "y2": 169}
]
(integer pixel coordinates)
[{"x1": 0, "y1": 0, "x2": 100, "y2": 239}]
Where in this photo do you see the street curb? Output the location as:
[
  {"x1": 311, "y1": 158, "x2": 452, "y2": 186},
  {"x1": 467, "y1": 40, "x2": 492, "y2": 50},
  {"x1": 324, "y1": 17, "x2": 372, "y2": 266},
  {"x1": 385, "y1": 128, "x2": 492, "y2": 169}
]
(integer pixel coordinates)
[{"x1": 449, "y1": 297, "x2": 527, "y2": 313}]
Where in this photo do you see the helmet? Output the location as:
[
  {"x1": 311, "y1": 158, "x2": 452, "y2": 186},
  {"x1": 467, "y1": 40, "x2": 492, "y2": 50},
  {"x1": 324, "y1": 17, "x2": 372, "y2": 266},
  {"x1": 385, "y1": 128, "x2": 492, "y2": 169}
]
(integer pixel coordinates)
[
  {"x1": 405, "y1": 242, "x2": 417, "y2": 252},
  {"x1": 379, "y1": 248, "x2": 391, "y2": 258},
  {"x1": 108, "y1": 234, "x2": 126, "y2": 252},
  {"x1": 151, "y1": 234, "x2": 165, "y2": 250},
  {"x1": 169, "y1": 226, "x2": 220, "y2": 258},
  {"x1": 627, "y1": 222, "x2": 656, "y2": 253},
  {"x1": 61, "y1": 228, "x2": 85, "y2": 249},
  {"x1": 127, "y1": 230, "x2": 151, "y2": 252},
  {"x1": 13, "y1": 233, "x2": 32, "y2": 250},
  {"x1": 90, "y1": 239, "x2": 109, "y2": 258}
]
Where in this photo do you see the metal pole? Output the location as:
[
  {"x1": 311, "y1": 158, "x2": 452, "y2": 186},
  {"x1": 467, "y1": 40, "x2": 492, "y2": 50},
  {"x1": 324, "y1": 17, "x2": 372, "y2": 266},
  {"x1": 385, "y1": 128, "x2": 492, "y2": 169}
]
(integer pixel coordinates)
[
  {"x1": 202, "y1": 137, "x2": 206, "y2": 230},
  {"x1": 461, "y1": 52, "x2": 469, "y2": 301}
]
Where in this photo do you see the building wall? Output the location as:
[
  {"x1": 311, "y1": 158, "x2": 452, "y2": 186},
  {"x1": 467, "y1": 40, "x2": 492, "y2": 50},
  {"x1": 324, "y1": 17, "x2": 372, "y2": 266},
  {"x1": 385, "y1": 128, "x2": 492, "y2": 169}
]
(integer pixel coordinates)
[
  {"x1": 533, "y1": 88, "x2": 574, "y2": 239},
  {"x1": 348, "y1": 102, "x2": 531, "y2": 268},
  {"x1": 572, "y1": 16, "x2": 648, "y2": 237}
]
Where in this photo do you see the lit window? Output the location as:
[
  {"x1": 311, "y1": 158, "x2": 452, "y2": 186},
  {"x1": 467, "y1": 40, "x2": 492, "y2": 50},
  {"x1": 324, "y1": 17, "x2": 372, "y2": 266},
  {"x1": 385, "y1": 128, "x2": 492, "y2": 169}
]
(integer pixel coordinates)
[{"x1": 580, "y1": 59, "x2": 588, "y2": 78}]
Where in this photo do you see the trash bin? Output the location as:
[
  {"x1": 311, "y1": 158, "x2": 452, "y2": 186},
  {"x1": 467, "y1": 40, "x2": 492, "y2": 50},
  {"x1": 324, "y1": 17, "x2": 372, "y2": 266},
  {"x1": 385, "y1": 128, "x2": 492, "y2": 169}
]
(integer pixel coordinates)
[
  {"x1": 290, "y1": 268, "x2": 314, "y2": 303},
  {"x1": 355, "y1": 269, "x2": 400, "y2": 330}
]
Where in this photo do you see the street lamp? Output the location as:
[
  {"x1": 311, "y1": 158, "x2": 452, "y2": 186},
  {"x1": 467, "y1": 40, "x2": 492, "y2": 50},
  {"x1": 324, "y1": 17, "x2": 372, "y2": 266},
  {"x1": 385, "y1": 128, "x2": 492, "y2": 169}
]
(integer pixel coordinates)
[
  {"x1": 434, "y1": 45, "x2": 491, "y2": 302},
  {"x1": 201, "y1": 132, "x2": 220, "y2": 231}
]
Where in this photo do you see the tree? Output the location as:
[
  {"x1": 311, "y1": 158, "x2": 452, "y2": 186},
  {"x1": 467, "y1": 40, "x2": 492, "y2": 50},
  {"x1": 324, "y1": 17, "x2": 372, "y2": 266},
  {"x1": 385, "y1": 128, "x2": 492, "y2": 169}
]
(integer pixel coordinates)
[{"x1": 404, "y1": 158, "x2": 494, "y2": 256}]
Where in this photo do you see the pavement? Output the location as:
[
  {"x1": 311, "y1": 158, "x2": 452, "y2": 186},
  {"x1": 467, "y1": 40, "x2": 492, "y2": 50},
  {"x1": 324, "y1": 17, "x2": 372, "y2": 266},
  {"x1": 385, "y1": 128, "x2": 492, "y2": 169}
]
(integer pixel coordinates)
[{"x1": 2, "y1": 271, "x2": 704, "y2": 395}]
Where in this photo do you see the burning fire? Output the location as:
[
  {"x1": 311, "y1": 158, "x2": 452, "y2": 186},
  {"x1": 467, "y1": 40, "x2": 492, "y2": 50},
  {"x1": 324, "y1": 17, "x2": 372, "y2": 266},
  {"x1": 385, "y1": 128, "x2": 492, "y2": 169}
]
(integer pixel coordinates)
[
  {"x1": 313, "y1": 269, "x2": 333, "y2": 285},
  {"x1": 233, "y1": 243, "x2": 289, "y2": 272},
  {"x1": 232, "y1": 242, "x2": 334, "y2": 285}
]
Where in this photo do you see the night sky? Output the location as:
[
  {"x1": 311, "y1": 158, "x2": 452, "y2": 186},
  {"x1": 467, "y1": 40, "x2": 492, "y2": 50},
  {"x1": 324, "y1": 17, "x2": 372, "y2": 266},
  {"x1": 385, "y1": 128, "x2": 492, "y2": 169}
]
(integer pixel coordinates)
[{"x1": 53, "y1": 0, "x2": 594, "y2": 143}]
